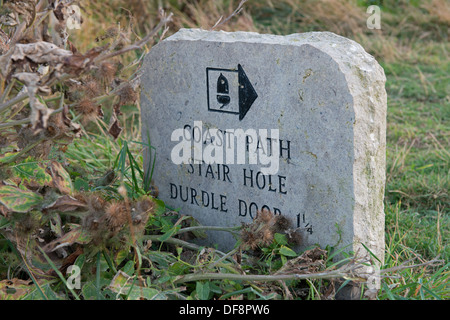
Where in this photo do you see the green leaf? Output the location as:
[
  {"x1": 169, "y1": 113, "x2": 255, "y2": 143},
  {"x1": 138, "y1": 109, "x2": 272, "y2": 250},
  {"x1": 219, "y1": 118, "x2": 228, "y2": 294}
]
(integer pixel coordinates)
[
  {"x1": 421, "y1": 284, "x2": 442, "y2": 300},
  {"x1": 153, "y1": 198, "x2": 166, "y2": 216},
  {"x1": 361, "y1": 243, "x2": 382, "y2": 263},
  {"x1": 157, "y1": 215, "x2": 190, "y2": 242},
  {"x1": 102, "y1": 250, "x2": 118, "y2": 274},
  {"x1": 74, "y1": 254, "x2": 86, "y2": 270},
  {"x1": 122, "y1": 260, "x2": 135, "y2": 276},
  {"x1": 109, "y1": 271, "x2": 161, "y2": 300},
  {"x1": 109, "y1": 271, "x2": 130, "y2": 289},
  {"x1": 82, "y1": 282, "x2": 99, "y2": 300},
  {"x1": 274, "y1": 233, "x2": 288, "y2": 245},
  {"x1": 281, "y1": 254, "x2": 287, "y2": 266},
  {"x1": 146, "y1": 251, "x2": 177, "y2": 268},
  {"x1": 23, "y1": 283, "x2": 60, "y2": 300},
  {"x1": 157, "y1": 224, "x2": 180, "y2": 242},
  {"x1": 279, "y1": 245, "x2": 297, "y2": 257},
  {"x1": 168, "y1": 261, "x2": 190, "y2": 276},
  {"x1": 0, "y1": 185, "x2": 43, "y2": 213},
  {"x1": 114, "y1": 249, "x2": 129, "y2": 267},
  {"x1": 74, "y1": 177, "x2": 90, "y2": 191},
  {"x1": 13, "y1": 158, "x2": 52, "y2": 185},
  {"x1": 196, "y1": 281, "x2": 210, "y2": 300},
  {"x1": 0, "y1": 216, "x2": 10, "y2": 229},
  {"x1": 128, "y1": 286, "x2": 161, "y2": 300}
]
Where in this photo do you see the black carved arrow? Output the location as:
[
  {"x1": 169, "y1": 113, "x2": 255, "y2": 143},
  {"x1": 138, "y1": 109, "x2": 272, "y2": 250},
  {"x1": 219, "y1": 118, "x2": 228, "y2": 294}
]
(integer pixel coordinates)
[{"x1": 238, "y1": 64, "x2": 258, "y2": 121}]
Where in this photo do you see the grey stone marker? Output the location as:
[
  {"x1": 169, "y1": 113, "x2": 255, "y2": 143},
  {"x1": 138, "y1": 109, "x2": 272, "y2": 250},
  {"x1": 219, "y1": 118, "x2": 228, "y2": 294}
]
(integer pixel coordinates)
[{"x1": 140, "y1": 29, "x2": 387, "y2": 263}]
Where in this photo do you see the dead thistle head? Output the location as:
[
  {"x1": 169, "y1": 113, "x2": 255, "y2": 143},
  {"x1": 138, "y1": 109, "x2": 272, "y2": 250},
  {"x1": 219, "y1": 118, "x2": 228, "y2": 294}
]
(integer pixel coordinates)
[
  {"x1": 74, "y1": 98, "x2": 101, "y2": 124},
  {"x1": 240, "y1": 209, "x2": 302, "y2": 251},
  {"x1": 117, "y1": 83, "x2": 137, "y2": 106}
]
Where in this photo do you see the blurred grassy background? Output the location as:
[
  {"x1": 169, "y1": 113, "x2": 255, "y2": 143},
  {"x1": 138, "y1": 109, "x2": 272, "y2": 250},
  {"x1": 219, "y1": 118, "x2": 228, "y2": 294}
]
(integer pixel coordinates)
[{"x1": 67, "y1": 0, "x2": 448, "y2": 294}]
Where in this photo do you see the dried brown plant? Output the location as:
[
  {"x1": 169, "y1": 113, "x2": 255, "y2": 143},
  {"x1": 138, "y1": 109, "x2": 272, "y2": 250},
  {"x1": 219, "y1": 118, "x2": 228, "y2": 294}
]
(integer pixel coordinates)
[
  {"x1": 240, "y1": 209, "x2": 302, "y2": 251},
  {"x1": 0, "y1": 1, "x2": 172, "y2": 162}
]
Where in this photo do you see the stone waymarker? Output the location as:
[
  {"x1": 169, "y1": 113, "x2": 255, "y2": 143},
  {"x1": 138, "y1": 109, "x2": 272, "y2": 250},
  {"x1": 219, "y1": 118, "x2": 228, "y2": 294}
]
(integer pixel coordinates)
[{"x1": 140, "y1": 29, "x2": 387, "y2": 262}]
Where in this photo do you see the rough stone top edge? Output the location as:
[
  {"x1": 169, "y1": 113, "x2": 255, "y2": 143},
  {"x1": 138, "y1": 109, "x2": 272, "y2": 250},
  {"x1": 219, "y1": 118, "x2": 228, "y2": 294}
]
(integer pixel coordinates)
[
  {"x1": 162, "y1": 28, "x2": 381, "y2": 71},
  {"x1": 167, "y1": 28, "x2": 347, "y2": 45},
  {"x1": 167, "y1": 28, "x2": 360, "y2": 51}
]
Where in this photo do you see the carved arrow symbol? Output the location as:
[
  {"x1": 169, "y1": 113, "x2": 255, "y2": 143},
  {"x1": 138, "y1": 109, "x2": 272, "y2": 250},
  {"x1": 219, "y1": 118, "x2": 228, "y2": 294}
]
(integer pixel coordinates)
[{"x1": 237, "y1": 64, "x2": 258, "y2": 121}]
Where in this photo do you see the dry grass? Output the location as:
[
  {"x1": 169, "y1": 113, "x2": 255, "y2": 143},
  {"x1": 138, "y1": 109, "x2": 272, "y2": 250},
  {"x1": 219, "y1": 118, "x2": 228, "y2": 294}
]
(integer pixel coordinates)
[
  {"x1": 422, "y1": 0, "x2": 450, "y2": 25},
  {"x1": 71, "y1": 0, "x2": 447, "y2": 65},
  {"x1": 168, "y1": 0, "x2": 257, "y2": 32}
]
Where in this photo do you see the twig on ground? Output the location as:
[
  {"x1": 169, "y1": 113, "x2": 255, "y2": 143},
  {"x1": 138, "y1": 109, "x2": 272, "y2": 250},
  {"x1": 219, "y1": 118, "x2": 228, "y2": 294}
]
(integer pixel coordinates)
[
  {"x1": 379, "y1": 256, "x2": 444, "y2": 275},
  {"x1": 173, "y1": 260, "x2": 364, "y2": 284}
]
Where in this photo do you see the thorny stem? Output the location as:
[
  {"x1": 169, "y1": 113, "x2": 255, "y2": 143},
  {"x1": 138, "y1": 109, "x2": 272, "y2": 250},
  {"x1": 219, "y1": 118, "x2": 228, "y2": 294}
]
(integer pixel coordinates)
[
  {"x1": 31, "y1": 9, "x2": 52, "y2": 31},
  {"x1": 173, "y1": 254, "x2": 445, "y2": 285},
  {"x1": 208, "y1": 247, "x2": 239, "y2": 270},
  {"x1": 174, "y1": 225, "x2": 241, "y2": 236},
  {"x1": 0, "y1": 106, "x2": 64, "y2": 130},
  {"x1": 0, "y1": 137, "x2": 46, "y2": 164},
  {"x1": 5, "y1": 100, "x2": 28, "y2": 122},
  {"x1": 143, "y1": 235, "x2": 205, "y2": 252},
  {"x1": 0, "y1": 93, "x2": 28, "y2": 114},
  {"x1": 0, "y1": 78, "x2": 16, "y2": 103},
  {"x1": 10, "y1": 21, "x2": 27, "y2": 46},
  {"x1": 1, "y1": 91, "x2": 63, "y2": 129},
  {"x1": 0, "y1": 118, "x2": 30, "y2": 130}
]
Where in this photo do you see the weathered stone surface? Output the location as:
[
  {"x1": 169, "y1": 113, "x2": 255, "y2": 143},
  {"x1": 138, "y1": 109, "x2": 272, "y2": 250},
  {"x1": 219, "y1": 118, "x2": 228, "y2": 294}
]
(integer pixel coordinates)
[{"x1": 140, "y1": 29, "x2": 387, "y2": 262}]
